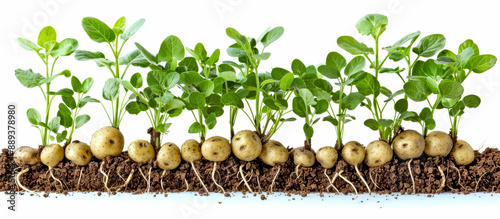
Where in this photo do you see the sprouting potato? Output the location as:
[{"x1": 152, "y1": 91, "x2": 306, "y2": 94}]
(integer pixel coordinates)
[
  {"x1": 157, "y1": 142, "x2": 181, "y2": 170},
  {"x1": 181, "y1": 139, "x2": 202, "y2": 162},
  {"x1": 65, "y1": 141, "x2": 92, "y2": 166},
  {"x1": 40, "y1": 143, "x2": 65, "y2": 168},
  {"x1": 259, "y1": 140, "x2": 289, "y2": 166},
  {"x1": 291, "y1": 147, "x2": 315, "y2": 167},
  {"x1": 424, "y1": 131, "x2": 453, "y2": 157},
  {"x1": 128, "y1": 140, "x2": 155, "y2": 163},
  {"x1": 392, "y1": 130, "x2": 425, "y2": 160},
  {"x1": 316, "y1": 146, "x2": 338, "y2": 169},
  {"x1": 231, "y1": 130, "x2": 262, "y2": 161},
  {"x1": 450, "y1": 140, "x2": 475, "y2": 165},
  {"x1": 341, "y1": 141, "x2": 365, "y2": 166},
  {"x1": 90, "y1": 126, "x2": 125, "y2": 160},
  {"x1": 201, "y1": 136, "x2": 231, "y2": 162},
  {"x1": 13, "y1": 146, "x2": 40, "y2": 166},
  {"x1": 365, "y1": 140, "x2": 393, "y2": 167}
]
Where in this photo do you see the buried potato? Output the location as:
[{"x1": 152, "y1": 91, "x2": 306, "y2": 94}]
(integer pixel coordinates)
[
  {"x1": 157, "y1": 142, "x2": 182, "y2": 170},
  {"x1": 40, "y1": 143, "x2": 65, "y2": 168},
  {"x1": 316, "y1": 146, "x2": 338, "y2": 169},
  {"x1": 450, "y1": 140, "x2": 475, "y2": 165},
  {"x1": 291, "y1": 147, "x2": 315, "y2": 167},
  {"x1": 365, "y1": 140, "x2": 393, "y2": 167},
  {"x1": 259, "y1": 140, "x2": 289, "y2": 166},
  {"x1": 13, "y1": 146, "x2": 40, "y2": 166},
  {"x1": 128, "y1": 140, "x2": 155, "y2": 163},
  {"x1": 231, "y1": 130, "x2": 262, "y2": 161},
  {"x1": 90, "y1": 126, "x2": 125, "y2": 160},
  {"x1": 201, "y1": 136, "x2": 231, "y2": 162},
  {"x1": 341, "y1": 141, "x2": 365, "y2": 166},
  {"x1": 65, "y1": 141, "x2": 92, "y2": 166},
  {"x1": 181, "y1": 139, "x2": 202, "y2": 163},
  {"x1": 392, "y1": 130, "x2": 425, "y2": 160},
  {"x1": 424, "y1": 131, "x2": 453, "y2": 157}
]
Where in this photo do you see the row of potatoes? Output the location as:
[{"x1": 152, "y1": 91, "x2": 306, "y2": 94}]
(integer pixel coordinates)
[{"x1": 13, "y1": 126, "x2": 474, "y2": 194}]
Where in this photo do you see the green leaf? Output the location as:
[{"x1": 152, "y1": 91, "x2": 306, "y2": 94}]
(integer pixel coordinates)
[
  {"x1": 313, "y1": 79, "x2": 333, "y2": 92},
  {"x1": 439, "y1": 79, "x2": 464, "y2": 99},
  {"x1": 379, "y1": 119, "x2": 393, "y2": 128},
  {"x1": 119, "y1": 50, "x2": 149, "y2": 67},
  {"x1": 412, "y1": 34, "x2": 446, "y2": 57},
  {"x1": 337, "y1": 36, "x2": 374, "y2": 55},
  {"x1": 261, "y1": 26, "x2": 284, "y2": 47},
  {"x1": 299, "y1": 88, "x2": 316, "y2": 106},
  {"x1": 75, "y1": 114, "x2": 90, "y2": 129},
  {"x1": 326, "y1": 52, "x2": 346, "y2": 70},
  {"x1": 17, "y1": 38, "x2": 41, "y2": 52},
  {"x1": 56, "y1": 130, "x2": 67, "y2": 143},
  {"x1": 51, "y1": 88, "x2": 74, "y2": 97},
  {"x1": 48, "y1": 117, "x2": 60, "y2": 133},
  {"x1": 463, "y1": 95, "x2": 481, "y2": 108},
  {"x1": 455, "y1": 47, "x2": 474, "y2": 66},
  {"x1": 197, "y1": 80, "x2": 214, "y2": 97},
  {"x1": 206, "y1": 49, "x2": 220, "y2": 66},
  {"x1": 225, "y1": 27, "x2": 246, "y2": 44},
  {"x1": 112, "y1": 17, "x2": 126, "y2": 36},
  {"x1": 62, "y1": 96, "x2": 77, "y2": 109},
  {"x1": 313, "y1": 99, "x2": 329, "y2": 114},
  {"x1": 441, "y1": 98, "x2": 460, "y2": 109},
  {"x1": 180, "y1": 71, "x2": 204, "y2": 85},
  {"x1": 15, "y1": 69, "x2": 45, "y2": 88},
  {"x1": 74, "y1": 50, "x2": 105, "y2": 61},
  {"x1": 450, "y1": 101, "x2": 465, "y2": 117},
  {"x1": 156, "y1": 123, "x2": 172, "y2": 133},
  {"x1": 135, "y1": 42, "x2": 159, "y2": 64},
  {"x1": 323, "y1": 116, "x2": 338, "y2": 126},
  {"x1": 403, "y1": 80, "x2": 431, "y2": 102},
  {"x1": 395, "y1": 99, "x2": 408, "y2": 113},
  {"x1": 37, "y1": 26, "x2": 57, "y2": 47},
  {"x1": 81, "y1": 17, "x2": 115, "y2": 43},
  {"x1": 355, "y1": 14, "x2": 388, "y2": 37},
  {"x1": 188, "y1": 122, "x2": 203, "y2": 134},
  {"x1": 102, "y1": 78, "x2": 120, "y2": 101},
  {"x1": 155, "y1": 92, "x2": 174, "y2": 104},
  {"x1": 364, "y1": 119, "x2": 379, "y2": 131},
  {"x1": 354, "y1": 73, "x2": 380, "y2": 96},
  {"x1": 303, "y1": 123, "x2": 314, "y2": 139},
  {"x1": 424, "y1": 118, "x2": 436, "y2": 130},
  {"x1": 205, "y1": 113, "x2": 217, "y2": 130},
  {"x1": 147, "y1": 71, "x2": 167, "y2": 95},
  {"x1": 344, "y1": 56, "x2": 366, "y2": 76},
  {"x1": 58, "y1": 103, "x2": 71, "y2": 117},
  {"x1": 279, "y1": 72, "x2": 295, "y2": 91},
  {"x1": 158, "y1": 35, "x2": 185, "y2": 62},
  {"x1": 384, "y1": 31, "x2": 421, "y2": 51},
  {"x1": 253, "y1": 52, "x2": 271, "y2": 60},
  {"x1": 317, "y1": 65, "x2": 340, "y2": 79},
  {"x1": 27, "y1": 108, "x2": 41, "y2": 125},
  {"x1": 189, "y1": 92, "x2": 206, "y2": 109},
  {"x1": 292, "y1": 96, "x2": 307, "y2": 118},
  {"x1": 166, "y1": 72, "x2": 180, "y2": 90},
  {"x1": 39, "y1": 70, "x2": 71, "y2": 85},
  {"x1": 342, "y1": 92, "x2": 365, "y2": 110},
  {"x1": 465, "y1": 54, "x2": 497, "y2": 73},
  {"x1": 125, "y1": 101, "x2": 148, "y2": 114},
  {"x1": 71, "y1": 76, "x2": 82, "y2": 93},
  {"x1": 50, "y1": 38, "x2": 78, "y2": 57},
  {"x1": 426, "y1": 77, "x2": 439, "y2": 94},
  {"x1": 78, "y1": 96, "x2": 100, "y2": 108},
  {"x1": 458, "y1": 39, "x2": 479, "y2": 57},
  {"x1": 121, "y1": 18, "x2": 145, "y2": 40},
  {"x1": 164, "y1": 99, "x2": 185, "y2": 113},
  {"x1": 130, "y1": 73, "x2": 143, "y2": 88},
  {"x1": 221, "y1": 93, "x2": 244, "y2": 108},
  {"x1": 380, "y1": 86, "x2": 392, "y2": 97},
  {"x1": 291, "y1": 59, "x2": 306, "y2": 76},
  {"x1": 220, "y1": 71, "x2": 237, "y2": 82}
]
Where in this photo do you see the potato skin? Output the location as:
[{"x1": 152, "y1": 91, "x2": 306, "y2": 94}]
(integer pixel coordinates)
[
  {"x1": 292, "y1": 147, "x2": 315, "y2": 167},
  {"x1": 342, "y1": 141, "x2": 365, "y2": 166},
  {"x1": 259, "y1": 140, "x2": 289, "y2": 166},
  {"x1": 128, "y1": 140, "x2": 155, "y2": 164},
  {"x1": 90, "y1": 126, "x2": 125, "y2": 160},
  {"x1": 365, "y1": 140, "x2": 393, "y2": 167},
  {"x1": 316, "y1": 146, "x2": 338, "y2": 169},
  {"x1": 157, "y1": 142, "x2": 181, "y2": 170},
  {"x1": 201, "y1": 136, "x2": 231, "y2": 162},
  {"x1": 424, "y1": 131, "x2": 453, "y2": 157},
  {"x1": 231, "y1": 130, "x2": 262, "y2": 161},
  {"x1": 181, "y1": 139, "x2": 202, "y2": 163},
  {"x1": 40, "y1": 144, "x2": 64, "y2": 168},
  {"x1": 392, "y1": 130, "x2": 425, "y2": 160},
  {"x1": 13, "y1": 146, "x2": 40, "y2": 166},
  {"x1": 450, "y1": 140, "x2": 475, "y2": 165},
  {"x1": 65, "y1": 142, "x2": 92, "y2": 166}
]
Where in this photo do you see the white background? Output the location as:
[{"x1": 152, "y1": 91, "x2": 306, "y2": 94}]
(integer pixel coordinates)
[{"x1": 1, "y1": 0, "x2": 499, "y2": 217}]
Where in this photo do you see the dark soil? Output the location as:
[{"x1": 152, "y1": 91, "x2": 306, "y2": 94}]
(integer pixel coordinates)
[{"x1": 1, "y1": 147, "x2": 499, "y2": 196}]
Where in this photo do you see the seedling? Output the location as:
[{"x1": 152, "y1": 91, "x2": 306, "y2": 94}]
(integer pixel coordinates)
[
  {"x1": 76, "y1": 16, "x2": 147, "y2": 128},
  {"x1": 15, "y1": 26, "x2": 78, "y2": 146}
]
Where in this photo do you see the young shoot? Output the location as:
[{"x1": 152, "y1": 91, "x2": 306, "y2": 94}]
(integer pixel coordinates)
[
  {"x1": 15, "y1": 26, "x2": 78, "y2": 146},
  {"x1": 76, "y1": 16, "x2": 147, "y2": 128}
]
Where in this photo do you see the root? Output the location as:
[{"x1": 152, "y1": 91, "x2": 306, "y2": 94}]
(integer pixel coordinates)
[
  {"x1": 49, "y1": 167, "x2": 65, "y2": 190},
  {"x1": 16, "y1": 168, "x2": 38, "y2": 195},
  {"x1": 99, "y1": 161, "x2": 111, "y2": 195},
  {"x1": 114, "y1": 168, "x2": 135, "y2": 192},
  {"x1": 408, "y1": 158, "x2": 416, "y2": 194},
  {"x1": 77, "y1": 167, "x2": 84, "y2": 190},
  {"x1": 117, "y1": 169, "x2": 125, "y2": 182},
  {"x1": 184, "y1": 179, "x2": 189, "y2": 192},
  {"x1": 256, "y1": 174, "x2": 262, "y2": 193},
  {"x1": 290, "y1": 164, "x2": 301, "y2": 179},
  {"x1": 355, "y1": 165, "x2": 371, "y2": 194},
  {"x1": 475, "y1": 172, "x2": 487, "y2": 192},
  {"x1": 138, "y1": 167, "x2": 152, "y2": 194},
  {"x1": 212, "y1": 162, "x2": 226, "y2": 195},
  {"x1": 161, "y1": 170, "x2": 167, "y2": 192},
  {"x1": 191, "y1": 162, "x2": 209, "y2": 194},
  {"x1": 438, "y1": 166, "x2": 446, "y2": 192},
  {"x1": 451, "y1": 165, "x2": 464, "y2": 189},
  {"x1": 270, "y1": 166, "x2": 281, "y2": 194},
  {"x1": 239, "y1": 164, "x2": 254, "y2": 194},
  {"x1": 323, "y1": 169, "x2": 340, "y2": 195},
  {"x1": 369, "y1": 169, "x2": 379, "y2": 189},
  {"x1": 338, "y1": 170, "x2": 358, "y2": 199}
]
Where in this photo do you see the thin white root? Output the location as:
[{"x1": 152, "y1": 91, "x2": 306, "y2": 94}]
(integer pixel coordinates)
[
  {"x1": 256, "y1": 175, "x2": 262, "y2": 193},
  {"x1": 99, "y1": 161, "x2": 111, "y2": 195},
  {"x1": 355, "y1": 165, "x2": 371, "y2": 194},
  {"x1": 184, "y1": 179, "x2": 189, "y2": 192},
  {"x1": 369, "y1": 169, "x2": 379, "y2": 189},
  {"x1": 451, "y1": 165, "x2": 464, "y2": 189},
  {"x1": 49, "y1": 167, "x2": 65, "y2": 190},
  {"x1": 212, "y1": 162, "x2": 226, "y2": 194},
  {"x1": 408, "y1": 158, "x2": 415, "y2": 194},
  {"x1": 77, "y1": 167, "x2": 84, "y2": 190},
  {"x1": 117, "y1": 169, "x2": 126, "y2": 182},
  {"x1": 338, "y1": 170, "x2": 358, "y2": 200},
  {"x1": 475, "y1": 172, "x2": 487, "y2": 192},
  {"x1": 323, "y1": 169, "x2": 340, "y2": 195},
  {"x1": 331, "y1": 172, "x2": 340, "y2": 195},
  {"x1": 138, "y1": 167, "x2": 151, "y2": 194},
  {"x1": 438, "y1": 166, "x2": 446, "y2": 192},
  {"x1": 16, "y1": 168, "x2": 38, "y2": 195},
  {"x1": 239, "y1": 164, "x2": 254, "y2": 194},
  {"x1": 161, "y1": 170, "x2": 167, "y2": 192},
  {"x1": 114, "y1": 168, "x2": 135, "y2": 192},
  {"x1": 291, "y1": 164, "x2": 301, "y2": 179},
  {"x1": 270, "y1": 166, "x2": 281, "y2": 194},
  {"x1": 191, "y1": 162, "x2": 209, "y2": 194}
]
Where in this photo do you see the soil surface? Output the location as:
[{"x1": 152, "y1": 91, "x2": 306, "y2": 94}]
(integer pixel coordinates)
[{"x1": 1, "y1": 147, "x2": 499, "y2": 196}]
